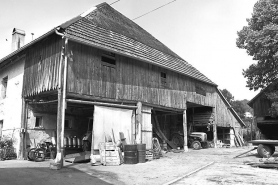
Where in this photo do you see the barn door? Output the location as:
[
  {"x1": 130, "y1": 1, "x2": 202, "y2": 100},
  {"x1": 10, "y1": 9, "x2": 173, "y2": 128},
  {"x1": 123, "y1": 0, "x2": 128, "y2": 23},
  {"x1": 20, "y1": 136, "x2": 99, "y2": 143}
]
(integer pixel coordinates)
[
  {"x1": 141, "y1": 106, "x2": 152, "y2": 150},
  {"x1": 93, "y1": 106, "x2": 133, "y2": 149}
]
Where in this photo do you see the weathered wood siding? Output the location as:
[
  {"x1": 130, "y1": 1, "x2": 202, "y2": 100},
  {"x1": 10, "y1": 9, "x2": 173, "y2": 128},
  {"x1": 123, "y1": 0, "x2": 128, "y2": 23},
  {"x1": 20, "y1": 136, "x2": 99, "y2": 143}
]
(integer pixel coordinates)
[
  {"x1": 215, "y1": 92, "x2": 240, "y2": 128},
  {"x1": 252, "y1": 94, "x2": 271, "y2": 117},
  {"x1": 23, "y1": 34, "x2": 62, "y2": 97},
  {"x1": 67, "y1": 41, "x2": 216, "y2": 109}
]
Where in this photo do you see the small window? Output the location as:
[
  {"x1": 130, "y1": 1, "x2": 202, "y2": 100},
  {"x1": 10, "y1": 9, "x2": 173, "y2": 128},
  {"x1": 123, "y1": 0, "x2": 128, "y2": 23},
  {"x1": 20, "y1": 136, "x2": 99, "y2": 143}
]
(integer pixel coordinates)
[
  {"x1": 101, "y1": 53, "x2": 116, "y2": 67},
  {"x1": 35, "y1": 117, "x2": 43, "y2": 128},
  {"x1": 196, "y1": 84, "x2": 206, "y2": 96},
  {"x1": 1, "y1": 76, "x2": 8, "y2": 99},
  {"x1": 160, "y1": 72, "x2": 167, "y2": 88},
  {"x1": 65, "y1": 119, "x2": 72, "y2": 129}
]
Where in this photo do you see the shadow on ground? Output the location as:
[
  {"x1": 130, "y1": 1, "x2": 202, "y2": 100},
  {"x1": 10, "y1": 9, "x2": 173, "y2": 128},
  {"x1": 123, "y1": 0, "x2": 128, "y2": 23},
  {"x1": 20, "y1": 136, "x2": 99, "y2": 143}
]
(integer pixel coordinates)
[{"x1": 0, "y1": 164, "x2": 115, "y2": 185}]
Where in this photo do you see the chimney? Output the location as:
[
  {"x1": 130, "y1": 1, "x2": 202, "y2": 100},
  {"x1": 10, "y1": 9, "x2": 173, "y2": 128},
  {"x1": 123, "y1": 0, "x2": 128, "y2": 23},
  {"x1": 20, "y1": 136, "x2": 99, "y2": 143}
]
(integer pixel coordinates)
[{"x1": 11, "y1": 28, "x2": 25, "y2": 52}]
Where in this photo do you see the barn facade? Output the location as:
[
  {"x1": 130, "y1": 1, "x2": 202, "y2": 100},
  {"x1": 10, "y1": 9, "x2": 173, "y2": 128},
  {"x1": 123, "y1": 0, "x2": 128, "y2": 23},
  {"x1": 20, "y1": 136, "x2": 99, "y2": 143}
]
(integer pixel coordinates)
[{"x1": 0, "y1": 3, "x2": 244, "y2": 163}]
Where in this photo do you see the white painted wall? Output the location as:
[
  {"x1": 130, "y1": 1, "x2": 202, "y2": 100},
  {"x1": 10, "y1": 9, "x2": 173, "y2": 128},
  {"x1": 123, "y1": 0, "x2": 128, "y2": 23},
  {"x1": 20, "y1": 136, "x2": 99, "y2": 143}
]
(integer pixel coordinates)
[{"x1": 0, "y1": 57, "x2": 25, "y2": 156}]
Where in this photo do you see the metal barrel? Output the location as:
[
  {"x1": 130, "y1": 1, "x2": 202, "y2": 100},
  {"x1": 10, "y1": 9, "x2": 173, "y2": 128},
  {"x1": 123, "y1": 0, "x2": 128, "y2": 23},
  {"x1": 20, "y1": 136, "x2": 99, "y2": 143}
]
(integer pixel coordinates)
[
  {"x1": 124, "y1": 144, "x2": 138, "y2": 164},
  {"x1": 77, "y1": 137, "x2": 82, "y2": 148},
  {"x1": 72, "y1": 136, "x2": 77, "y2": 148},
  {"x1": 137, "y1": 144, "x2": 146, "y2": 163},
  {"x1": 67, "y1": 136, "x2": 73, "y2": 148},
  {"x1": 64, "y1": 137, "x2": 68, "y2": 148}
]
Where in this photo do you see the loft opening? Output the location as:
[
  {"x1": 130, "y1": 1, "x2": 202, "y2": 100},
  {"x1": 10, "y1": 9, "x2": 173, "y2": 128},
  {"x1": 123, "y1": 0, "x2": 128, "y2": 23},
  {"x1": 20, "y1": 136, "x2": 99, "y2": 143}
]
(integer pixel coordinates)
[{"x1": 101, "y1": 52, "x2": 116, "y2": 67}]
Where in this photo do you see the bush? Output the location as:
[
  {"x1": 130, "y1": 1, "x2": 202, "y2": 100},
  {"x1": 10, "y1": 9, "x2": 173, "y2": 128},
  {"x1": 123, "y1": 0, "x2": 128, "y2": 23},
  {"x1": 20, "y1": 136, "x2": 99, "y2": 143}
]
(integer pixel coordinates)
[{"x1": 0, "y1": 136, "x2": 17, "y2": 160}]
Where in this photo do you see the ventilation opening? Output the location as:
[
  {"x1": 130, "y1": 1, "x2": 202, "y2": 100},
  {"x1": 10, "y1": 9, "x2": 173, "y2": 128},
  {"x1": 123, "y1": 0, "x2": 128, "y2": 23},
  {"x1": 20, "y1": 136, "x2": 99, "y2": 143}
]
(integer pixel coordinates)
[{"x1": 160, "y1": 72, "x2": 167, "y2": 88}]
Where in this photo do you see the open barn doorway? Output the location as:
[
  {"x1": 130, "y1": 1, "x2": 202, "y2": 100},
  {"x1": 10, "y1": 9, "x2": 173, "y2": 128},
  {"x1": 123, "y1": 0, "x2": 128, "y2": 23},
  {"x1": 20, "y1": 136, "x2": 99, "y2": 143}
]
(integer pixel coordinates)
[{"x1": 151, "y1": 104, "x2": 214, "y2": 150}]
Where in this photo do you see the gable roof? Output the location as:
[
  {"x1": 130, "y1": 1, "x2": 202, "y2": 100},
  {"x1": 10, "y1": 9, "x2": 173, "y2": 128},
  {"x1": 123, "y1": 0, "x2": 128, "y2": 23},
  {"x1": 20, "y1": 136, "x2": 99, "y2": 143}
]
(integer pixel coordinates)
[
  {"x1": 0, "y1": 2, "x2": 216, "y2": 86},
  {"x1": 248, "y1": 81, "x2": 278, "y2": 107}
]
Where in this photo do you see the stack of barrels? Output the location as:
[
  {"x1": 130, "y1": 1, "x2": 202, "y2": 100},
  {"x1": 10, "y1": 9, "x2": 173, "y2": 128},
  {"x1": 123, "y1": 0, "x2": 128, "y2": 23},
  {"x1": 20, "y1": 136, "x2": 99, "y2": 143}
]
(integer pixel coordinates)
[
  {"x1": 64, "y1": 136, "x2": 82, "y2": 148},
  {"x1": 123, "y1": 144, "x2": 146, "y2": 164}
]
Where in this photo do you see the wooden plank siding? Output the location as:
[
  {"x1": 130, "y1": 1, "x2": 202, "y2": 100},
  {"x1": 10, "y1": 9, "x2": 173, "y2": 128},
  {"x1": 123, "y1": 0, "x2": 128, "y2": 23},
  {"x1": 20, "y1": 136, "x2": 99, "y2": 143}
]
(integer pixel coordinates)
[
  {"x1": 252, "y1": 94, "x2": 271, "y2": 117},
  {"x1": 23, "y1": 34, "x2": 62, "y2": 97},
  {"x1": 215, "y1": 93, "x2": 240, "y2": 128},
  {"x1": 67, "y1": 41, "x2": 216, "y2": 109}
]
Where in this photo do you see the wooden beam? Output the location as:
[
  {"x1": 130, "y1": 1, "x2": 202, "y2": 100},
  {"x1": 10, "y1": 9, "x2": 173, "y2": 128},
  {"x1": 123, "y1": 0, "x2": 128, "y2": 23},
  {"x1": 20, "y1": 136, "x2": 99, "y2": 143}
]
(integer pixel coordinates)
[
  {"x1": 54, "y1": 37, "x2": 68, "y2": 169},
  {"x1": 67, "y1": 99, "x2": 137, "y2": 109},
  {"x1": 136, "y1": 102, "x2": 142, "y2": 144},
  {"x1": 183, "y1": 108, "x2": 188, "y2": 152},
  {"x1": 67, "y1": 92, "x2": 136, "y2": 105},
  {"x1": 213, "y1": 107, "x2": 217, "y2": 148}
]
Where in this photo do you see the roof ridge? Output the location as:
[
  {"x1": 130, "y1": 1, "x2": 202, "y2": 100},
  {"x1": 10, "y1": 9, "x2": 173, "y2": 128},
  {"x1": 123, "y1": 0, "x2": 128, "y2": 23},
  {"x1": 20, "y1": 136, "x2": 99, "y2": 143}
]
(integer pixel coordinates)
[{"x1": 81, "y1": 2, "x2": 184, "y2": 60}]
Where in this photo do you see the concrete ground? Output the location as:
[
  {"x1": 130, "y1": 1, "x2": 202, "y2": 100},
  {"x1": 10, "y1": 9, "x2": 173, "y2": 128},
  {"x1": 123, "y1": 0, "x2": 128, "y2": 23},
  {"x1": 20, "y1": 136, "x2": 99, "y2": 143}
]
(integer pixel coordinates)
[{"x1": 0, "y1": 147, "x2": 278, "y2": 185}]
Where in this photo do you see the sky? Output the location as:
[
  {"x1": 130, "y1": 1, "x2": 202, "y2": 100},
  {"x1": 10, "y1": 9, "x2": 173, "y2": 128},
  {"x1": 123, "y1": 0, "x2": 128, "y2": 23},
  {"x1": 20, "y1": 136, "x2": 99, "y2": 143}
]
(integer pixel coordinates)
[{"x1": 0, "y1": 0, "x2": 259, "y2": 101}]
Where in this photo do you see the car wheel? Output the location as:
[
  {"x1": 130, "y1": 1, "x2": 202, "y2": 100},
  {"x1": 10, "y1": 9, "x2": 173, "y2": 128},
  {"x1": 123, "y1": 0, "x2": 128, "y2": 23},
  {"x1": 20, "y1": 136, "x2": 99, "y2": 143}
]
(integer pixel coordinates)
[
  {"x1": 191, "y1": 141, "x2": 201, "y2": 150},
  {"x1": 257, "y1": 144, "x2": 275, "y2": 158}
]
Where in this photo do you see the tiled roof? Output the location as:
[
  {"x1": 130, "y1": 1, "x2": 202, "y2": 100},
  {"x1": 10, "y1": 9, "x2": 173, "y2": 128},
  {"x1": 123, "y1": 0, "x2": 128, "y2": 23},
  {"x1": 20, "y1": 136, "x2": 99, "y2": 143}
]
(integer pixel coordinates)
[{"x1": 63, "y1": 3, "x2": 216, "y2": 85}]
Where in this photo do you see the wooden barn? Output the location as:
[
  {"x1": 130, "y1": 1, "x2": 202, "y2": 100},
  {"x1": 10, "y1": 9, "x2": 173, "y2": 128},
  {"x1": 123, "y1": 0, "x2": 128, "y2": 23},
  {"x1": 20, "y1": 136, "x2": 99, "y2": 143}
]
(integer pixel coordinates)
[
  {"x1": 0, "y1": 3, "x2": 245, "y2": 164},
  {"x1": 248, "y1": 82, "x2": 278, "y2": 140}
]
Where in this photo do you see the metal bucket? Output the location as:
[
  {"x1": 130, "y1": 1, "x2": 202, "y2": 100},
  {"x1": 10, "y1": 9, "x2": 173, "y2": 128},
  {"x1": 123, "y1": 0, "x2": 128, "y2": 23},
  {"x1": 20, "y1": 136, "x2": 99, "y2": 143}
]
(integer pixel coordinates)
[
  {"x1": 124, "y1": 145, "x2": 138, "y2": 164},
  {"x1": 137, "y1": 144, "x2": 146, "y2": 163}
]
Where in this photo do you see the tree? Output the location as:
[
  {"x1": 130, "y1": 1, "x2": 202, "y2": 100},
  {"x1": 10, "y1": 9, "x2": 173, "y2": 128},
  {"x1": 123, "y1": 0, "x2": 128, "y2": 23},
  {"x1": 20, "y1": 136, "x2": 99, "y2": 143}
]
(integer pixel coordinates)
[
  {"x1": 236, "y1": 0, "x2": 278, "y2": 91},
  {"x1": 220, "y1": 89, "x2": 234, "y2": 104},
  {"x1": 232, "y1": 100, "x2": 248, "y2": 119}
]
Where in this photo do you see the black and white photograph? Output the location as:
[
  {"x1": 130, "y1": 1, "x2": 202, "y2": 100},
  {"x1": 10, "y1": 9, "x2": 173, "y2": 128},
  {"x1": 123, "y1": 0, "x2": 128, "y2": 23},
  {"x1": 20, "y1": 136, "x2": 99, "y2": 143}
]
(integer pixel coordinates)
[{"x1": 1, "y1": 0, "x2": 278, "y2": 184}]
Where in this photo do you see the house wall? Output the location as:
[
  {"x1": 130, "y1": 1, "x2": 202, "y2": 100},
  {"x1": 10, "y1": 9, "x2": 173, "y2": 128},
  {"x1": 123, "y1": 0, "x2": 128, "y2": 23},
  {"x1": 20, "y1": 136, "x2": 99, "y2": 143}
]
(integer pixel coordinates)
[
  {"x1": 0, "y1": 56, "x2": 25, "y2": 156},
  {"x1": 251, "y1": 94, "x2": 271, "y2": 117},
  {"x1": 67, "y1": 41, "x2": 217, "y2": 109},
  {"x1": 25, "y1": 104, "x2": 89, "y2": 148},
  {"x1": 215, "y1": 92, "x2": 241, "y2": 128}
]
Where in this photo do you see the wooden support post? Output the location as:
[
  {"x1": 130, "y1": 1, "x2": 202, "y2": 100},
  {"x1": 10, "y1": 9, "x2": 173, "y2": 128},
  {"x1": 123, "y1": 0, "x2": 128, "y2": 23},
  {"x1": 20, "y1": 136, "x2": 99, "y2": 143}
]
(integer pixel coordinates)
[
  {"x1": 53, "y1": 38, "x2": 68, "y2": 169},
  {"x1": 19, "y1": 99, "x2": 27, "y2": 160},
  {"x1": 90, "y1": 129, "x2": 95, "y2": 165},
  {"x1": 213, "y1": 107, "x2": 217, "y2": 148},
  {"x1": 183, "y1": 108, "x2": 188, "y2": 152},
  {"x1": 136, "y1": 102, "x2": 142, "y2": 144},
  {"x1": 251, "y1": 116, "x2": 254, "y2": 140}
]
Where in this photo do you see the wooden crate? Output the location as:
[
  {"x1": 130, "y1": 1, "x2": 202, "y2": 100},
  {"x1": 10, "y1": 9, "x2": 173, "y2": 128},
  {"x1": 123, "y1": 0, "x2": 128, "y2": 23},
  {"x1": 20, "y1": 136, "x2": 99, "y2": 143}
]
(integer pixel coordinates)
[
  {"x1": 99, "y1": 142, "x2": 117, "y2": 150},
  {"x1": 145, "y1": 151, "x2": 153, "y2": 161},
  {"x1": 98, "y1": 143, "x2": 123, "y2": 166}
]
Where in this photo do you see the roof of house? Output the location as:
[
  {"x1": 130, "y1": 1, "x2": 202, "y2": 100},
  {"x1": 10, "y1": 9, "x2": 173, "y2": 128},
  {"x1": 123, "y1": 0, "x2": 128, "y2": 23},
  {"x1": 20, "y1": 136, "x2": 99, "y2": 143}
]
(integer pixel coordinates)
[
  {"x1": 0, "y1": 2, "x2": 216, "y2": 86},
  {"x1": 248, "y1": 81, "x2": 278, "y2": 107}
]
